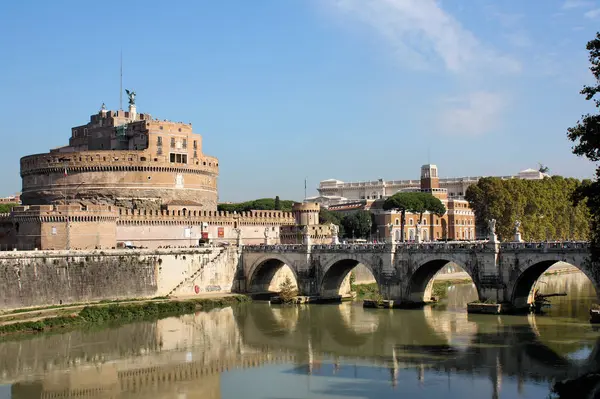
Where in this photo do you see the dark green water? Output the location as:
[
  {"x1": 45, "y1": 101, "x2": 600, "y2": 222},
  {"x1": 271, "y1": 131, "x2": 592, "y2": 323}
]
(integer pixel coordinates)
[{"x1": 0, "y1": 271, "x2": 598, "y2": 399}]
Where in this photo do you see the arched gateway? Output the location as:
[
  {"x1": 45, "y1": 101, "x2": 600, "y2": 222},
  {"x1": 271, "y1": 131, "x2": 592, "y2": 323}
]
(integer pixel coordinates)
[{"x1": 242, "y1": 242, "x2": 593, "y2": 309}]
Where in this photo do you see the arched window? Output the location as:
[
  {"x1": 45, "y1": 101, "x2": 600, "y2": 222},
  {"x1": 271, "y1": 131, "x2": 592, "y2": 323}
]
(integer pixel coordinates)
[
  {"x1": 409, "y1": 218, "x2": 414, "y2": 226},
  {"x1": 422, "y1": 219, "x2": 427, "y2": 225},
  {"x1": 395, "y1": 218, "x2": 399, "y2": 225}
]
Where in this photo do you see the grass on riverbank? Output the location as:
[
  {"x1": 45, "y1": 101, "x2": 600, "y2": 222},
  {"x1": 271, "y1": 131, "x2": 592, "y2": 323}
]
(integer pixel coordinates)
[
  {"x1": 0, "y1": 295, "x2": 250, "y2": 337},
  {"x1": 352, "y1": 283, "x2": 380, "y2": 300},
  {"x1": 6, "y1": 296, "x2": 170, "y2": 315}
]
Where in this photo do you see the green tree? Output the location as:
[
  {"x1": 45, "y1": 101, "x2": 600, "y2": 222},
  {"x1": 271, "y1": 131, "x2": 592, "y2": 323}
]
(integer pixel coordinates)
[
  {"x1": 465, "y1": 176, "x2": 590, "y2": 241},
  {"x1": 218, "y1": 198, "x2": 295, "y2": 212},
  {"x1": 319, "y1": 208, "x2": 345, "y2": 237},
  {"x1": 341, "y1": 210, "x2": 372, "y2": 239},
  {"x1": 274, "y1": 196, "x2": 281, "y2": 210},
  {"x1": 383, "y1": 192, "x2": 446, "y2": 242},
  {"x1": 0, "y1": 203, "x2": 18, "y2": 213},
  {"x1": 567, "y1": 32, "x2": 600, "y2": 259},
  {"x1": 278, "y1": 276, "x2": 298, "y2": 304}
]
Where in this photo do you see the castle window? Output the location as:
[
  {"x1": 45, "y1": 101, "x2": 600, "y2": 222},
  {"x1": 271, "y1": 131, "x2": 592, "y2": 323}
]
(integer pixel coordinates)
[
  {"x1": 170, "y1": 153, "x2": 176, "y2": 162},
  {"x1": 193, "y1": 140, "x2": 197, "y2": 149},
  {"x1": 84, "y1": 128, "x2": 89, "y2": 136},
  {"x1": 140, "y1": 157, "x2": 146, "y2": 161},
  {"x1": 182, "y1": 154, "x2": 187, "y2": 164},
  {"x1": 203, "y1": 161, "x2": 206, "y2": 166},
  {"x1": 178, "y1": 128, "x2": 182, "y2": 132},
  {"x1": 395, "y1": 218, "x2": 399, "y2": 225},
  {"x1": 409, "y1": 218, "x2": 414, "y2": 226},
  {"x1": 193, "y1": 151, "x2": 198, "y2": 159},
  {"x1": 73, "y1": 129, "x2": 78, "y2": 137},
  {"x1": 182, "y1": 139, "x2": 187, "y2": 149},
  {"x1": 170, "y1": 138, "x2": 175, "y2": 148},
  {"x1": 157, "y1": 147, "x2": 163, "y2": 155},
  {"x1": 160, "y1": 126, "x2": 163, "y2": 130},
  {"x1": 157, "y1": 136, "x2": 162, "y2": 146}
]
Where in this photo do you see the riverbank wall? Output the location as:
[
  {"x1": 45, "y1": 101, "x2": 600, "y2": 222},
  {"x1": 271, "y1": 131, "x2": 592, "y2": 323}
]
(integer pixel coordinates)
[{"x1": 0, "y1": 247, "x2": 242, "y2": 310}]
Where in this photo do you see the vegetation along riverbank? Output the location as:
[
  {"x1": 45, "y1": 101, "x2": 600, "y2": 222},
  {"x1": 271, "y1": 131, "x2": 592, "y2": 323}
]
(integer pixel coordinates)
[{"x1": 0, "y1": 295, "x2": 250, "y2": 338}]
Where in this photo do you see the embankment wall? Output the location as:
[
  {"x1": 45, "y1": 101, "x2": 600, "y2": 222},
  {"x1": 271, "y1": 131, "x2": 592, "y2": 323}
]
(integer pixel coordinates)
[{"x1": 0, "y1": 247, "x2": 241, "y2": 310}]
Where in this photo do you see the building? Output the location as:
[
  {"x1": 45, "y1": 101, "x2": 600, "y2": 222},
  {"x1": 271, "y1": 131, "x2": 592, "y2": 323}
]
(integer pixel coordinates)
[
  {"x1": 327, "y1": 165, "x2": 476, "y2": 242},
  {"x1": 312, "y1": 167, "x2": 549, "y2": 206},
  {"x1": 20, "y1": 99, "x2": 218, "y2": 210},
  {"x1": 0, "y1": 94, "x2": 338, "y2": 250},
  {"x1": 279, "y1": 202, "x2": 334, "y2": 245},
  {"x1": 0, "y1": 194, "x2": 20, "y2": 204}
]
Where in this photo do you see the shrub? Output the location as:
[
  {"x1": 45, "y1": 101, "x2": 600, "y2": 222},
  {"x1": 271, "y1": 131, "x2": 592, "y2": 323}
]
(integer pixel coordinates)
[{"x1": 278, "y1": 276, "x2": 298, "y2": 304}]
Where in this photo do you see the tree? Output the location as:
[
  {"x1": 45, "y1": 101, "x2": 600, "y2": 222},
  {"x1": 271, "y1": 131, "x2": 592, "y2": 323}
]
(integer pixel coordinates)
[
  {"x1": 465, "y1": 176, "x2": 590, "y2": 241},
  {"x1": 218, "y1": 198, "x2": 295, "y2": 212},
  {"x1": 383, "y1": 192, "x2": 446, "y2": 242},
  {"x1": 278, "y1": 276, "x2": 298, "y2": 304},
  {"x1": 319, "y1": 209, "x2": 345, "y2": 237},
  {"x1": 341, "y1": 210, "x2": 372, "y2": 239},
  {"x1": 274, "y1": 196, "x2": 281, "y2": 210},
  {"x1": 567, "y1": 32, "x2": 600, "y2": 259}
]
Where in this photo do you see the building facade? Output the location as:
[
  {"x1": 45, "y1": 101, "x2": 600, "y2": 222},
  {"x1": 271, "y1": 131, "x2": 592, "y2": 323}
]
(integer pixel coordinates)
[
  {"x1": 329, "y1": 165, "x2": 476, "y2": 242},
  {"x1": 20, "y1": 101, "x2": 218, "y2": 210},
  {"x1": 313, "y1": 167, "x2": 548, "y2": 206}
]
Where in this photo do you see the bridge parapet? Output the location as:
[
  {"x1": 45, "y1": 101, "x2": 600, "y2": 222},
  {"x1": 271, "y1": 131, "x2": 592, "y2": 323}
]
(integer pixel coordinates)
[
  {"x1": 395, "y1": 241, "x2": 491, "y2": 253},
  {"x1": 311, "y1": 244, "x2": 390, "y2": 253},
  {"x1": 499, "y1": 241, "x2": 589, "y2": 251},
  {"x1": 243, "y1": 244, "x2": 305, "y2": 253}
]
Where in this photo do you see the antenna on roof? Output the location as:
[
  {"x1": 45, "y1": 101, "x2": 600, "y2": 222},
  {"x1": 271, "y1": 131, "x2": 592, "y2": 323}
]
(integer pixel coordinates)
[{"x1": 119, "y1": 50, "x2": 123, "y2": 110}]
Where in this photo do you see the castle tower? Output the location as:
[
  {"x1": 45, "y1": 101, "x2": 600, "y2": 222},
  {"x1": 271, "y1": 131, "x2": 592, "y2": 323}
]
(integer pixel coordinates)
[
  {"x1": 420, "y1": 164, "x2": 439, "y2": 190},
  {"x1": 293, "y1": 202, "x2": 320, "y2": 226}
]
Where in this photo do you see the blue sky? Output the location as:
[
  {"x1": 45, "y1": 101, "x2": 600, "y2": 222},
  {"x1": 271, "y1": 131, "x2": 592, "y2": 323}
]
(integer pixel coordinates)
[{"x1": 1, "y1": 0, "x2": 599, "y2": 202}]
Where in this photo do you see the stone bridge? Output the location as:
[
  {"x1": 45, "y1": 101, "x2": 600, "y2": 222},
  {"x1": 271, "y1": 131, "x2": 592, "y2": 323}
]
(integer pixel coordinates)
[{"x1": 241, "y1": 241, "x2": 594, "y2": 308}]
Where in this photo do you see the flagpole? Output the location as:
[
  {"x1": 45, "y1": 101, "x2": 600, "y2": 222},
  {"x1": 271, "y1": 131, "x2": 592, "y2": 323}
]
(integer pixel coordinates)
[{"x1": 304, "y1": 178, "x2": 307, "y2": 201}]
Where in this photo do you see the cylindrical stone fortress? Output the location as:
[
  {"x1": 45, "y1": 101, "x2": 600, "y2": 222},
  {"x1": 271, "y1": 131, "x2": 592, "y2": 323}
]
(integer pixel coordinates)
[{"x1": 20, "y1": 105, "x2": 219, "y2": 210}]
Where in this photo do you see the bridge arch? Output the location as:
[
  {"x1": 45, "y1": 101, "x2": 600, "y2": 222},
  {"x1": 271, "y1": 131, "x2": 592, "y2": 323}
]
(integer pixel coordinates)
[
  {"x1": 405, "y1": 255, "x2": 481, "y2": 303},
  {"x1": 319, "y1": 254, "x2": 382, "y2": 298},
  {"x1": 508, "y1": 253, "x2": 599, "y2": 309},
  {"x1": 246, "y1": 254, "x2": 299, "y2": 294}
]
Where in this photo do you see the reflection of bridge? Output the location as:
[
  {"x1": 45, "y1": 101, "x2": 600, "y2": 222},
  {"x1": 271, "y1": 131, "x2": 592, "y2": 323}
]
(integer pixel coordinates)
[
  {"x1": 234, "y1": 303, "x2": 600, "y2": 384},
  {"x1": 4, "y1": 302, "x2": 600, "y2": 398},
  {"x1": 242, "y1": 241, "x2": 593, "y2": 308}
]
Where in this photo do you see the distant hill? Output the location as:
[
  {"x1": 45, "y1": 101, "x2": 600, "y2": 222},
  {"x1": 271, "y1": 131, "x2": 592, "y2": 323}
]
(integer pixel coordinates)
[{"x1": 217, "y1": 198, "x2": 296, "y2": 213}]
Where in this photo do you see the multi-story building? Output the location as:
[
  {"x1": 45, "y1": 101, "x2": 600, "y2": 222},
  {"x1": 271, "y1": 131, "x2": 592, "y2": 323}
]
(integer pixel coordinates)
[
  {"x1": 0, "y1": 95, "x2": 337, "y2": 250},
  {"x1": 312, "y1": 167, "x2": 548, "y2": 206},
  {"x1": 328, "y1": 165, "x2": 476, "y2": 242},
  {"x1": 20, "y1": 100, "x2": 218, "y2": 210}
]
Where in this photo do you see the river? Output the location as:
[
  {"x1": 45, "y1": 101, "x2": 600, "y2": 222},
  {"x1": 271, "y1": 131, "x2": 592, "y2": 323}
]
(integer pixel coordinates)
[{"x1": 0, "y1": 271, "x2": 598, "y2": 399}]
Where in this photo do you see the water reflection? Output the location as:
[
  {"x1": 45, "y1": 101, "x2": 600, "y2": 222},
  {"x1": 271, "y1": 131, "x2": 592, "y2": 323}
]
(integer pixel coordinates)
[{"x1": 0, "y1": 291, "x2": 599, "y2": 398}]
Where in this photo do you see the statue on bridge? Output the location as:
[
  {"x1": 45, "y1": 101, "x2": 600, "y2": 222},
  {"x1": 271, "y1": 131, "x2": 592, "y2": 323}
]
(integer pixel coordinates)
[
  {"x1": 415, "y1": 222, "x2": 422, "y2": 244},
  {"x1": 330, "y1": 223, "x2": 340, "y2": 245},
  {"x1": 263, "y1": 227, "x2": 270, "y2": 245},
  {"x1": 514, "y1": 220, "x2": 523, "y2": 243},
  {"x1": 234, "y1": 228, "x2": 243, "y2": 246},
  {"x1": 488, "y1": 219, "x2": 498, "y2": 243}
]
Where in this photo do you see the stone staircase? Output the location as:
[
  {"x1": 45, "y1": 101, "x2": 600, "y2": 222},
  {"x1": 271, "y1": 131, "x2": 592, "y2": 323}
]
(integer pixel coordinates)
[{"x1": 168, "y1": 247, "x2": 228, "y2": 296}]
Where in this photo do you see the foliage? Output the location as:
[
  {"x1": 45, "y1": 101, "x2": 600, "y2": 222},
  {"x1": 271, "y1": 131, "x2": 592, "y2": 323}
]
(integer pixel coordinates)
[
  {"x1": 341, "y1": 210, "x2": 373, "y2": 239},
  {"x1": 274, "y1": 196, "x2": 281, "y2": 210},
  {"x1": 351, "y1": 283, "x2": 380, "y2": 300},
  {"x1": 0, "y1": 295, "x2": 250, "y2": 338},
  {"x1": 218, "y1": 198, "x2": 295, "y2": 212},
  {"x1": 383, "y1": 192, "x2": 446, "y2": 241},
  {"x1": 278, "y1": 276, "x2": 298, "y2": 304},
  {"x1": 465, "y1": 176, "x2": 590, "y2": 241},
  {"x1": 567, "y1": 32, "x2": 600, "y2": 259},
  {"x1": 319, "y1": 209, "x2": 345, "y2": 237},
  {"x1": 0, "y1": 203, "x2": 18, "y2": 213}
]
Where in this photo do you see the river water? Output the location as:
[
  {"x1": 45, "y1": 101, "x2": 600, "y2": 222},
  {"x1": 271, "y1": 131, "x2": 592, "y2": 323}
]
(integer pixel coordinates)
[{"x1": 0, "y1": 271, "x2": 598, "y2": 399}]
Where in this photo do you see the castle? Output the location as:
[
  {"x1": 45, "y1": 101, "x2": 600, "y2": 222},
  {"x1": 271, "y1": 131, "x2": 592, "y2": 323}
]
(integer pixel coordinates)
[{"x1": 0, "y1": 95, "x2": 334, "y2": 250}]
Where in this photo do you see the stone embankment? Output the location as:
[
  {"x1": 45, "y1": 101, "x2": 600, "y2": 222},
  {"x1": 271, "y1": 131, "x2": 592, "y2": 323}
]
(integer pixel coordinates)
[{"x1": 0, "y1": 246, "x2": 243, "y2": 310}]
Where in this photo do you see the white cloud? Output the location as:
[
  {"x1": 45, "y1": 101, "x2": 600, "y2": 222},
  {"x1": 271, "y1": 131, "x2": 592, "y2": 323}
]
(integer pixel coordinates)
[
  {"x1": 584, "y1": 8, "x2": 600, "y2": 18},
  {"x1": 438, "y1": 92, "x2": 507, "y2": 136},
  {"x1": 327, "y1": 0, "x2": 521, "y2": 75},
  {"x1": 562, "y1": 0, "x2": 595, "y2": 9}
]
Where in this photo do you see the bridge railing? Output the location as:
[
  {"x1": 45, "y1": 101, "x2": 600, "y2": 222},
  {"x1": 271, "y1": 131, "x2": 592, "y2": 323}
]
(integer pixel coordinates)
[
  {"x1": 499, "y1": 241, "x2": 589, "y2": 251},
  {"x1": 311, "y1": 244, "x2": 389, "y2": 253},
  {"x1": 242, "y1": 244, "x2": 305, "y2": 252},
  {"x1": 395, "y1": 241, "x2": 491, "y2": 253}
]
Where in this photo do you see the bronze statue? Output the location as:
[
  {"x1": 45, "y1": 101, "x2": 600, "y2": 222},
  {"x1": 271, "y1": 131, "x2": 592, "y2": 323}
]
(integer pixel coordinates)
[{"x1": 125, "y1": 89, "x2": 136, "y2": 105}]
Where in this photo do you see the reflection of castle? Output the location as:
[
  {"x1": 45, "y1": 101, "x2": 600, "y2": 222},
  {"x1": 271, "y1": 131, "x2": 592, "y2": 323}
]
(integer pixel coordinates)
[{"x1": 0, "y1": 98, "x2": 336, "y2": 250}]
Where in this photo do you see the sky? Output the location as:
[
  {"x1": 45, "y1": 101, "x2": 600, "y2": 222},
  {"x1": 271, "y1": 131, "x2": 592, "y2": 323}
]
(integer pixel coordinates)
[{"x1": 0, "y1": 0, "x2": 599, "y2": 202}]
